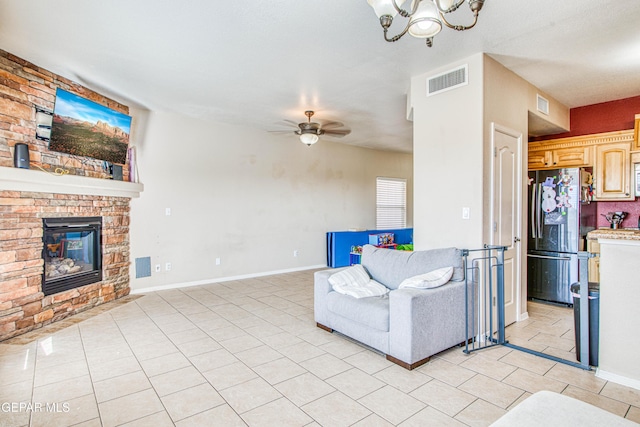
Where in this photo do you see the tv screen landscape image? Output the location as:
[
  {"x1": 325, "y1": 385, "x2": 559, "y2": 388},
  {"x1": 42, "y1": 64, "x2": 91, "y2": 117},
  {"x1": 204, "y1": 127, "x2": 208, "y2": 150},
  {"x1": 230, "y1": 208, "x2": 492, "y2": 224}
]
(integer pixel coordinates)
[{"x1": 49, "y1": 88, "x2": 131, "y2": 165}]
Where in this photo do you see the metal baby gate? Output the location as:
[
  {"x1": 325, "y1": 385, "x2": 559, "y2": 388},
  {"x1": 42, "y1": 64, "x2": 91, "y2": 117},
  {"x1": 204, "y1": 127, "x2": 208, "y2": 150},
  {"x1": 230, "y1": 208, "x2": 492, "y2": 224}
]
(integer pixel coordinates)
[{"x1": 462, "y1": 246, "x2": 592, "y2": 370}]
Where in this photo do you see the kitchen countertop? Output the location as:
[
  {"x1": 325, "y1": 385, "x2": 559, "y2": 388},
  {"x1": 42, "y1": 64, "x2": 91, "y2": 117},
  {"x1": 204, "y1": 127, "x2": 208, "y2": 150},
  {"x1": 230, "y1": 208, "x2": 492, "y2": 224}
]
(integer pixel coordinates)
[{"x1": 587, "y1": 228, "x2": 640, "y2": 241}]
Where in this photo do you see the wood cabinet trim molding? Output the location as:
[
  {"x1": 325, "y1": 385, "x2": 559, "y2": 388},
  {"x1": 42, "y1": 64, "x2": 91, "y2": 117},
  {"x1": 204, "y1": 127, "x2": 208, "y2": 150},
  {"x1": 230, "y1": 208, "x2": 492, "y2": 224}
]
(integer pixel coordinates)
[
  {"x1": 634, "y1": 114, "x2": 640, "y2": 151},
  {"x1": 529, "y1": 129, "x2": 634, "y2": 151}
]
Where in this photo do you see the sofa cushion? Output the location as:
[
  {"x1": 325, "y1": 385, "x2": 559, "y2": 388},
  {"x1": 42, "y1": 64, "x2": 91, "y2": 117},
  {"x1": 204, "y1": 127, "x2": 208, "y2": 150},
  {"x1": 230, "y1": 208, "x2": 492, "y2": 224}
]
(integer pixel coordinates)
[
  {"x1": 326, "y1": 291, "x2": 390, "y2": 332},
  {"x1": 361, "y1": 245, "x2": 464, "y2": 290},
  {"x1": 399, "y1": 266, "x2": 454, "y2": 289}
]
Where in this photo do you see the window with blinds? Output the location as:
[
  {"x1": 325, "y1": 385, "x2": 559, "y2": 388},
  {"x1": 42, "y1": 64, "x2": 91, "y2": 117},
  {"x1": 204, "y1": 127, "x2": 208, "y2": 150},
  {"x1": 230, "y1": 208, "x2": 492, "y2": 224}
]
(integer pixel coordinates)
[{"x1": 376, "y1": 177, "x2": 406, "y2": 229}]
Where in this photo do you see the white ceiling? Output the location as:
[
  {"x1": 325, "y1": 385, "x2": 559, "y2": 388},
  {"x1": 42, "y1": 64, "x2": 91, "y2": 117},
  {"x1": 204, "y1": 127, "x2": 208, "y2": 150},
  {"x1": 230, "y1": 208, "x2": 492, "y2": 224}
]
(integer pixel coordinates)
[{"x1": 1, "y1": 0, "x2": 640, "y2": 153}]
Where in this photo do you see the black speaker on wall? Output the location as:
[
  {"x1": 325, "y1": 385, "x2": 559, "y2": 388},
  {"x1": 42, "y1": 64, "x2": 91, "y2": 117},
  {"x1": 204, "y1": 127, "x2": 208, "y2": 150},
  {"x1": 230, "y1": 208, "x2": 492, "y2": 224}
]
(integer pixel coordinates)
[{"x1": 13, "y1": 143, "x2": 30, "y2": 169}]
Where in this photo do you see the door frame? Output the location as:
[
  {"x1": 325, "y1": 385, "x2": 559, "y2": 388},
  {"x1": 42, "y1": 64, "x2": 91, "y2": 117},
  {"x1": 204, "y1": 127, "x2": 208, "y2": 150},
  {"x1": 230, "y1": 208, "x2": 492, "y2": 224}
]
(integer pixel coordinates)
[{"x1": 489, "y1": 122, "x2": 524, "y2": 322}]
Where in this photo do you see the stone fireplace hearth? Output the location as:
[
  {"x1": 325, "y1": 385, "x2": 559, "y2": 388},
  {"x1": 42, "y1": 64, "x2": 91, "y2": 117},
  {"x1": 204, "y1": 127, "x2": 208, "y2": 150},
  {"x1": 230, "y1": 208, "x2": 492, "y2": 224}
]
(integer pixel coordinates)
[{"x1": 0, "y1": 168, "x2": 143, "y2": 341}]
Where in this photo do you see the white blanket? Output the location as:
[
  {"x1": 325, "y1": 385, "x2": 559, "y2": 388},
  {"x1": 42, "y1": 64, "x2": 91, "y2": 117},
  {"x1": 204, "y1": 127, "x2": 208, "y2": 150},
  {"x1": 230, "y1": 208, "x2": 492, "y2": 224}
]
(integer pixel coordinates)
[
  {"x1": 331, "y1": 279, "x2": 389, "y2": 299},
  {"x1": 328, "y1": 265, "x2": 390, "y2": 299}
]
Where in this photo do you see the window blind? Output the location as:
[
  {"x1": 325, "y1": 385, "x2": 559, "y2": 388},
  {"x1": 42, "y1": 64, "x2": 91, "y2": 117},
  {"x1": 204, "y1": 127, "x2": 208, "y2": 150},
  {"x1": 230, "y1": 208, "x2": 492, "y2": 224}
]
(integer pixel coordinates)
[{"x1": 376, "y1": 177, "x2": 406, "y2": 229}]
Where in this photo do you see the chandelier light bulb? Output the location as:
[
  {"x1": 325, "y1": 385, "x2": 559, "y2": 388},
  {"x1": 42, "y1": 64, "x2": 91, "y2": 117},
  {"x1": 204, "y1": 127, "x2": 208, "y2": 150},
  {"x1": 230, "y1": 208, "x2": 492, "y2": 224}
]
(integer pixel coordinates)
[{"x1": 408, "y1": 1, "x2": 442, "y2": 38}]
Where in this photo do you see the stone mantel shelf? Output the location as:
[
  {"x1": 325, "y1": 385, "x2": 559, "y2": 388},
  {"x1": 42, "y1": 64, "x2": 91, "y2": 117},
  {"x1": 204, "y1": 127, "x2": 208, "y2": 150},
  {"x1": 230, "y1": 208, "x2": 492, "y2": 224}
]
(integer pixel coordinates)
[{"x1": 0, "y1": 166, "x2": 143, "y2": 198}]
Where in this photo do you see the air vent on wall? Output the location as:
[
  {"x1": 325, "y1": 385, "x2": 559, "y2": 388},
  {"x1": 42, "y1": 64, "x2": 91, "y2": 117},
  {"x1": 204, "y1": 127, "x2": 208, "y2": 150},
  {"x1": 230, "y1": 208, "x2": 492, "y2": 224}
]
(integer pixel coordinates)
[
  {"x1": 427, "y1": 64, "x2": 468, "y2": 97},
  {"x1": 135, "y1": 256, "x2": 152, "y2": 278},
  {"x1": 537, "y1": 94, "x2": 549, "y2": 115}
]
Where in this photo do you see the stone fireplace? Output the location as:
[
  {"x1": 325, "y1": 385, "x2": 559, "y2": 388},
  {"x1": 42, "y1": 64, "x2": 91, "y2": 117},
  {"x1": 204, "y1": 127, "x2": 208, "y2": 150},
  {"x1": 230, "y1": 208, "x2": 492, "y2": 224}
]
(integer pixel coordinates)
[
  {"x1": 0, "y1": 49, "x2": 143, "y2": 341},
  {"x1": 42, "y1": 216, "x2": 103, "y2": 296},
  {"x1": 0, "y1": 169, "x2": 142, "y2": 341}
]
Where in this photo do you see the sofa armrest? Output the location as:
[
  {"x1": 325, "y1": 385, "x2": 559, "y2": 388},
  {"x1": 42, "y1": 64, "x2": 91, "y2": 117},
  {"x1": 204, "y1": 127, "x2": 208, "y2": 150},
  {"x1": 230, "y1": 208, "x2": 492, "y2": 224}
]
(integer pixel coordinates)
[
  {"x1": 388, "y1": 280, "x2": 472, "y2": 365},
  {"x1": 314, "y1": 268, "x2": 346, "y2": 327}
]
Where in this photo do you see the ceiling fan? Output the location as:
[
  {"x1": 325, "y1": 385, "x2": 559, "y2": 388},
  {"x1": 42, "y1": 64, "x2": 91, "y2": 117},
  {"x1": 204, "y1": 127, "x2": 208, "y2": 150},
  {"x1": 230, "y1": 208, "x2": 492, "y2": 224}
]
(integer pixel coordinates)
[{"x1": 270, "y1": 110, "x2": 351, "y2": 146}]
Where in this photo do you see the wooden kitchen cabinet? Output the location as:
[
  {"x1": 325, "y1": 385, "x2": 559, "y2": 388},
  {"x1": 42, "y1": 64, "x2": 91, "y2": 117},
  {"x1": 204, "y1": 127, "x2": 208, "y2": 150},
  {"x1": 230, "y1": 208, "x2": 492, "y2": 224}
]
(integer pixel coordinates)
[
  {"x1": 589, "y1": 257, "x2": 600, "y2": 283},
  {"x1": 587, "y1": 239, "x2": 600, "y2": 283},
  {"x1": 528, "y1": 150, "x2": 552, "y2": 169},
  {"x1": 594, "y1": 142, "x2": 632, "y2": 200},
  {"x1": 529, "y1": 130, "x2": 635, "y2": 200},
  {"x1": 528, "y1": 146, "x2": 591, "y2": 170},
  {"x1": 553, "y1": 146, "x2": 592, "y2": 167}
]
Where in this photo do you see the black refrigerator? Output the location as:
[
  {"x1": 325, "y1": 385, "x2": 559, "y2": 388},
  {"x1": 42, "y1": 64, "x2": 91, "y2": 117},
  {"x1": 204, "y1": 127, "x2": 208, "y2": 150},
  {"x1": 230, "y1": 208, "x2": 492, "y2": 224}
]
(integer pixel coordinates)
[{"x1": 527, "y1": 168, "x2": 596, "y2": 305}]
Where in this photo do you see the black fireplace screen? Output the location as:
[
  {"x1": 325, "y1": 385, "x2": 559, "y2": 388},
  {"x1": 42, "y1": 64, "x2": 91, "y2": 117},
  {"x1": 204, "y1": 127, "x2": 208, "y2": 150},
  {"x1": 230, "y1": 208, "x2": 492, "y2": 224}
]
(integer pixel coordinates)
[{"x1": 42, "y1": 217, "x2": 102, "y2": 296}]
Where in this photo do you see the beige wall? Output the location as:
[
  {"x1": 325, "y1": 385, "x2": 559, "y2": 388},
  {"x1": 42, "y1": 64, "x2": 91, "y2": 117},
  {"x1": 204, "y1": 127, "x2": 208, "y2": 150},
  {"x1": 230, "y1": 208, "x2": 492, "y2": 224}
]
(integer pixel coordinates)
[
  {"x1": 128, "y1": 110, "x2": 413, "y2": 292},
  {"x1": 410, "y1": 53, "x2": 485, "y2": 250},
  {"x1": 484, "y1": 56, "x2": 569, "y2": 318},
  {"x1": 527, "y1": 85, "x2": 570, "y2": 133},
  {"x1": 483, "y1": 56, "x2": 530, "y2": 319},
  {"x1": 411, "y1": 54, "x2": 569, "y2": 320}
]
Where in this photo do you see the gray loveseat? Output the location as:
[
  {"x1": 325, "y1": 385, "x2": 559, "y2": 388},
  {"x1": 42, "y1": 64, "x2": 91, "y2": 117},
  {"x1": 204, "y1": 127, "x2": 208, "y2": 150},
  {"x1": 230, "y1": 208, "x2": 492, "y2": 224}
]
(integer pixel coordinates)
[{"x1": 314, "y1": 244, "x2": 474, "y2": 369}]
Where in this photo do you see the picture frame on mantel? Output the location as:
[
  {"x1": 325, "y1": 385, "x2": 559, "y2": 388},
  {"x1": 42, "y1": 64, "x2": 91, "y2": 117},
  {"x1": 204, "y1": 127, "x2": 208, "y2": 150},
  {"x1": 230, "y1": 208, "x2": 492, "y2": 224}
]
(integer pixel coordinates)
[{"x1": 49, "y1": 88, "x2": 132, "y2": 165}]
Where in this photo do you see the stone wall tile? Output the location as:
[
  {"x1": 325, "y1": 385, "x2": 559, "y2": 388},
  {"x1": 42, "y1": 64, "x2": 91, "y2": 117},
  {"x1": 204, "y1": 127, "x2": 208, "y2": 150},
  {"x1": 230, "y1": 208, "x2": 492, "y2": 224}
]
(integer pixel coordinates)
[{"x1": 0, "y1": 277, "x2": 26, "y2": 293}]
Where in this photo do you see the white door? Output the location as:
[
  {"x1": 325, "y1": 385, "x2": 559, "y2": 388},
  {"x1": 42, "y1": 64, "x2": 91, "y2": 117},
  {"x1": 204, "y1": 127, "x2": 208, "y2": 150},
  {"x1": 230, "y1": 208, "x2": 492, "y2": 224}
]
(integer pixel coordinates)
[{"x1": 491, "y1": 124, "x2": 522, "y2": 326}]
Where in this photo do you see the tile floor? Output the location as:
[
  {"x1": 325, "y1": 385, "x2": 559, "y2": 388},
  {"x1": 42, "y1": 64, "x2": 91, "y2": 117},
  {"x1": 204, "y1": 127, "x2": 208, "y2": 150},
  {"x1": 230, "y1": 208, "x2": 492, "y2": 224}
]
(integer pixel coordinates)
[{"x1": 2, "y1": 270, "x2": 640, "y2": 426}]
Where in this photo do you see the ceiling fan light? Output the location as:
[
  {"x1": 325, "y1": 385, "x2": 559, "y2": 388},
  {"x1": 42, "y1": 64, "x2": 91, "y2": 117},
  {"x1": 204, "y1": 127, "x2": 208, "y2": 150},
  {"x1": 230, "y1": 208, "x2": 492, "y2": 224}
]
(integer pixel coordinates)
[
  {"x1": 300, "y1": 133, "x2": 319, "y2": 146},
  {"x1": 367, "y1": 0, "x2": 407, "y2": 18},
  {"x1": 408, "y1": 1, "x2": 442, "y2": 38}
]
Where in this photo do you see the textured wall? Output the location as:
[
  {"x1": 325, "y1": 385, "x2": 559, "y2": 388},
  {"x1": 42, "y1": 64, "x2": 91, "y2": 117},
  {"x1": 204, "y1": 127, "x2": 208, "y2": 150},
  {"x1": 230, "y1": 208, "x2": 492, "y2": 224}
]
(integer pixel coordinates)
[
  {"x1": 128, "y1": 110, "x2": 413, "y2": 292},
  {"x1": 532, "y1": 95, "x2": 640, "y2": 141}
]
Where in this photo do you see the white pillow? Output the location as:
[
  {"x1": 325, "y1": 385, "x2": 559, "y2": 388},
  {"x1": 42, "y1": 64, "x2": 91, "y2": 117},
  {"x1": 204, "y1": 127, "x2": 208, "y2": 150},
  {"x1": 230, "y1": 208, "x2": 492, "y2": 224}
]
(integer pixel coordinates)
[
  {"x1": 398, "y1": 266, "x2": 454, "y2": 289},
  {"x1": 328, "y1": 264, "x2": 371, "y2": 288}
]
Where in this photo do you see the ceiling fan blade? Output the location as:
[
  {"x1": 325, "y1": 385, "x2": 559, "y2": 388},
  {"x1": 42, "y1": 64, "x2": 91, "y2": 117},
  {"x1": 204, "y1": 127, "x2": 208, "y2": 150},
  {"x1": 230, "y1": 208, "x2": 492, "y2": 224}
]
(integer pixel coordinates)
[
  {"x1": 323, "y1": 129, "x2": 351, "y2": 137},
  {"x1": 319, "y1": 120, "x2": 344, "y2": 129},
  {"x1": 267, "y1": 130, "x2": 295, "y2": 134},
  {"x1": 272, "y1": 120, "x2": 300, "y2": 129}
]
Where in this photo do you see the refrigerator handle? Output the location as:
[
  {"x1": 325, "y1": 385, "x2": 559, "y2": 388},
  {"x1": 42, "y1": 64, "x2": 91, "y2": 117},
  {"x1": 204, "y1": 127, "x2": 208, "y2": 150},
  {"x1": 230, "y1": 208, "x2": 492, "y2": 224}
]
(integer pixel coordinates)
[
  {"x1": 531, "y1": 182, "x2": 537, "y2": 239},
  {"x1": 536, "y1": 183, "x2": 543, "y2": 239}
]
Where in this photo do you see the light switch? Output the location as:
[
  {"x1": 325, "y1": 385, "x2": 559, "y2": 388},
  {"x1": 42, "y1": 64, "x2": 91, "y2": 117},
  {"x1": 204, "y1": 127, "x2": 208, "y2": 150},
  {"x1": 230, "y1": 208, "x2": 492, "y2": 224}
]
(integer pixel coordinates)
[{"x1": 462, "y1": 207, "x2": 470, "y2": 220}]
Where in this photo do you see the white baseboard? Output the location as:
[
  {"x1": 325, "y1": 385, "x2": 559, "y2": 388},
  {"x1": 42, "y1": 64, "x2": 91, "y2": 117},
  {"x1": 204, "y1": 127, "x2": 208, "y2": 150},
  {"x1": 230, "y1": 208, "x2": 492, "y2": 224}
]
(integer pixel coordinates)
[
  {"x1": 130, "y1": 264, "x2": 327, "y2": 294},
  {"x1": 518, "y1": 312, "x2": 529, "y2": 322},
  {"x1": 596, "y1": 368, "x2": 640, "y2": 391}
]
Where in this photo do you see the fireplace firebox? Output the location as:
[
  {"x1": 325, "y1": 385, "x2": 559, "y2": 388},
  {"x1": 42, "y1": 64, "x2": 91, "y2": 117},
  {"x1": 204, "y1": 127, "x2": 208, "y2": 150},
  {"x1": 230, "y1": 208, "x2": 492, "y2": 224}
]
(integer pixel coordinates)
[{"x1": 42, "y1": 217, "x2": 102, "y2": 296}]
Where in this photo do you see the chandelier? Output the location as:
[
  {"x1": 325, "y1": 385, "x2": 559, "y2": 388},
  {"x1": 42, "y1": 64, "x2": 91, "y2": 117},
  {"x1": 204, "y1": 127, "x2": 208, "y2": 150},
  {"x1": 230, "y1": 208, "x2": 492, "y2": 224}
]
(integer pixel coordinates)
[{"x1": 367, "y1": 0, "x2": 485, "y2": 47}]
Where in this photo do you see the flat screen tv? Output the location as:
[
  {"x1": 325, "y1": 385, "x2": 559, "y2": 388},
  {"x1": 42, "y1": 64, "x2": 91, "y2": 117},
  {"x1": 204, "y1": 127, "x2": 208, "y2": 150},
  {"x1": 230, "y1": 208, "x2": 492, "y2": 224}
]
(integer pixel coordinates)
[{"x1": 49, "y1": 88, "x2": 132, "y2": 165}]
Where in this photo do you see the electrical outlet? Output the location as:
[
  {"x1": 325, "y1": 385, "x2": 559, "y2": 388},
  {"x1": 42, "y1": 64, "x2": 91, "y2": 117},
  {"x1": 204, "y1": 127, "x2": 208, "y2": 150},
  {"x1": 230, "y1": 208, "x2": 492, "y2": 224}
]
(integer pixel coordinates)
[
  {"x1": 165, "y1": 262, "x2": 171, "y2": 271},
  {"x1": 215, "y1": 257, "x2": 221, "y2": 265},
  {"x1": 155, "y1": 264, "x2": 161, "y2": 273},
  {"x1": 293, "y1": 250, "x2": 298, "y2": 257}
]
